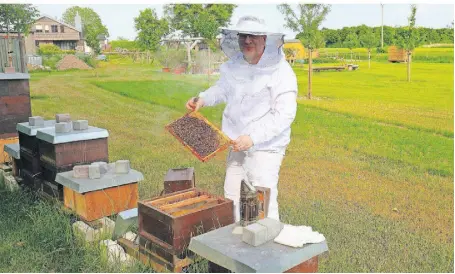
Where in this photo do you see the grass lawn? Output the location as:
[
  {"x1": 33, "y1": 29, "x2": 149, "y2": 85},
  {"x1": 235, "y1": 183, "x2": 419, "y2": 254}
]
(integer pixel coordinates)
[{"x1": 0, "y1": 56, "x2": 453, "y2": 272}]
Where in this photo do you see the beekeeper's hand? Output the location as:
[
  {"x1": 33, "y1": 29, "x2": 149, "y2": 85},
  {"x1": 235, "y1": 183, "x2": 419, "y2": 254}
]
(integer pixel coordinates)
[
  {"x1": 233, "y1": 135, "x2": 253, "y2": 152},
  {"x1": 186, "y1": 97, "x2": 204, "y2": 112}
]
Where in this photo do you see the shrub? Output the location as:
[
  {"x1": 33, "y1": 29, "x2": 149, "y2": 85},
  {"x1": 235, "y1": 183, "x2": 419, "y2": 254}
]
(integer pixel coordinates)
[{"x1": 37, "y1": 44, "x2": 62, "y2": 55}]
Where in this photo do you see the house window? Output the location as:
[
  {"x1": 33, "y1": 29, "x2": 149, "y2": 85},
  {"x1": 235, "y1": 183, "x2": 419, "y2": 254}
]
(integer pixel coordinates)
[
  {"x1": 51, "y1": 25, "x2": 58, "y2": 33},
  {"x1": 60, "y1": 25, "x2": 64, "y2": 33},
  {"x1": 35, "y1": 24, "x2": 43, "y2": 33},
  {"x1": 44, "y1": 25, "x2": 49, "y2": 33}
]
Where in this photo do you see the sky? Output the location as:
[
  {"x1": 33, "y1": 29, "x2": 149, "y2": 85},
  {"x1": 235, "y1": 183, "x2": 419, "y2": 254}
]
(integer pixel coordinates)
[{"x1": 34, "y1": 4, "x2": 454, "y2": 41}]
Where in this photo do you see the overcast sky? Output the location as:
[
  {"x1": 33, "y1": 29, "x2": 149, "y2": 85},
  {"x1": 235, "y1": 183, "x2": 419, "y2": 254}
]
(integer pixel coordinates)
[{"x1": 35, "y1": 4, "x2": 454, "y2": 40}]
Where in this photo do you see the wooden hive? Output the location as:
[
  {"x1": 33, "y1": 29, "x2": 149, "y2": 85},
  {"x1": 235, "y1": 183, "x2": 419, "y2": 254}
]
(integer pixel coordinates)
[
  {"x1": 36, "y1": 126, "x2": 109, "y2": 182},
  {"x1": 388, "y1": 46, "x2": 408, "y2": 63},
  {"x1": 0, "y1": 76, "x2": 32, "y2": 141},
  {"x1": 138, "y1": 188, "x2": 234, "y2": 256},
  {"x1": 163, "y1": 167, "x2": 195, "y2": 194},
  {"x1": 56, "y1": 163, "x2": 143, "y2": 221}
]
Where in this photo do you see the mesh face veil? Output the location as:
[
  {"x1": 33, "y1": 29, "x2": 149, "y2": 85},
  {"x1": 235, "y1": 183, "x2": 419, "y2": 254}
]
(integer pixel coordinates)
[{"x1": 219, "y1": 16, "x2": 285, "y2": 69}]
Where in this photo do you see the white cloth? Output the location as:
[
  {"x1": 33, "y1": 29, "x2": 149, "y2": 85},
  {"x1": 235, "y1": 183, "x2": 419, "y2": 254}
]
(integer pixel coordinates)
[
  {"x1": 224, "y1": 149, "x2": 283, "y2": 222},
  {"x1": 274, "y1": 224, "x2": 326, "y2": 248}
]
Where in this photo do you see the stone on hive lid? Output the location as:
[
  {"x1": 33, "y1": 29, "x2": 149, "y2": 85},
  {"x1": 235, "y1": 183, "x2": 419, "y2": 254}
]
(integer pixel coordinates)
[
  {"x1": 73, "y1": 165, "x2": 90, "y2": 179},
  {"x1": 73, "y1": 120, "x2": 88, "y2": 131},
  {"x1": 55, "y1": 122, "x2": 72, "y2": 133},
  {"x1": 115, "y1": 160, "x2": 130, "y2": 174},
  {"x1": 89, "y1": 163, "x2": 102, "y2": 179},
  {"x1": 29, "y1": 116, "x2": 44, "y2": 127},
  {"x1": 93, "y1": 161, "x2": 109, "y2": 174},
  {"x1": 56, "y1": 113, "x2": 71, "y2": 123}
]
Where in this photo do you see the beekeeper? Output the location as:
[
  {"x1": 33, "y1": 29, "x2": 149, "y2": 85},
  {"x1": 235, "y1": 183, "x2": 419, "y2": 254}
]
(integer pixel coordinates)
[{"x1": 186, "y1": 16, "x2": 297, "y2": 222}]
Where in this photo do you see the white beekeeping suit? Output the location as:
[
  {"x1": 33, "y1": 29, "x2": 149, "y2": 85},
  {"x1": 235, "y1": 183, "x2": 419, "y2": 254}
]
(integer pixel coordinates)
[{"x1": 198, "y1": 16, "x2": 298, "y2": 222}]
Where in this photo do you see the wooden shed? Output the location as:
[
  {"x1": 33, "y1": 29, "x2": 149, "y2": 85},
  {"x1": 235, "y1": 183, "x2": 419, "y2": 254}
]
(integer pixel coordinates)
[{"x1": 388, "y1": 45, "x2": 408, "y2": 63}]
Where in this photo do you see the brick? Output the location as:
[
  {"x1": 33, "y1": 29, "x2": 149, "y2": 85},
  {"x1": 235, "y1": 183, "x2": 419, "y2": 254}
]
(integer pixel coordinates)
[
  {"x1": 256, "y1": 218, "x2": 284, "y2": 239},
  {"x1": 73, "y1": 165, "x2": 89, "y2": 179},
  {"x1": 115, "y1": 160, "x2": 130, "y2": 174},
  {"x1": 29, "y1": 116, "x2": 44, "y2": 127},
  {"x1": 99, "y1": 239, "x2": 133, "y2": 264},
  {"x1": 55, "y1": 113, "x2": 71, "y2": 123},
  {"x1": 73, "y1": 120, "x2": 88, "y2": 130},
  {"x1": 55, "y1": 122, "x2": 72, "y2": 133},
  {"x1": 72, "y1": 217, "x2": 116, "y2": 243},
  {"x1": 89, "y1": 164, "x2": 101, "y2": 179},
  {"x1": 92, "y1": 161, "x2": 109, "y2": 174},
  {"x1": 242, "y1": 218, "x2": 284, "y2": 247},
  {"x1": 242, "y1": 223, "x2": 267, "y2": 247}
]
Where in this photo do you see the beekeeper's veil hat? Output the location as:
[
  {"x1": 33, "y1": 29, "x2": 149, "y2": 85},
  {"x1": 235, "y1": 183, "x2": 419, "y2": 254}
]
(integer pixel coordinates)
[{"x1": 219, "y1": 16, "x2": 285, "y2": 68}]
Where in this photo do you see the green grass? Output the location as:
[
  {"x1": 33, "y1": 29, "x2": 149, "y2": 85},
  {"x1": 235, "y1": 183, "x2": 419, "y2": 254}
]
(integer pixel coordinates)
[{"x1": 1, "y1": 57, "x2": 453, "y2": 272}]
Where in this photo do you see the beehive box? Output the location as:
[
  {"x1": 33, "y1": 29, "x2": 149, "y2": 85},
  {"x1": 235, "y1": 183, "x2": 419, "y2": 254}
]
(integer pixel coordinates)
[
  {"x1": 0, "y1": 137, "x2": 18, "y2": 164},
  {"x1": 163, "y1": 167, "x2": 195, "y2": 194},
  {"x1": 56, "y1": 163, "x2": 143, "y2": 221},
  {"x1": 36, "y1": 126, "x2": 109, "y2": 181},
  {"x1": 16, "y1": 120, "x2": 56, "y2": 156},
  {"x1": 138, "y1": 188, "x2": 234, "y2": 254},
  {"x1": 0, "y1": 75, "x2": 32, "y2": 140}
]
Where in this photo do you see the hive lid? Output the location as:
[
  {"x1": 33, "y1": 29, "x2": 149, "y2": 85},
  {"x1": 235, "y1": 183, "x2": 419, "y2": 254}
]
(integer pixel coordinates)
[
  {"x1": 4, "y1": 143, "x2": 20, "y2": 159},
  {"x1": 36, "y1": 125, "x2": 109, "y2": 144},
  {"x1": 55, "y1": 163, "x2": 144, "y2": 193},
  {"x1": 16, "y1": 120, "x2": 56, "y2": 136},
  {"x1": 164, "y1": 167, "x2": 195, "y2": 182}
]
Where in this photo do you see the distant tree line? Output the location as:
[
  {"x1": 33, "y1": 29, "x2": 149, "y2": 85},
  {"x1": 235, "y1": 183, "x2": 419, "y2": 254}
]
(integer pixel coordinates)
[{"x1": 319, "y1": 24, "x2": 454, "y2": 48}]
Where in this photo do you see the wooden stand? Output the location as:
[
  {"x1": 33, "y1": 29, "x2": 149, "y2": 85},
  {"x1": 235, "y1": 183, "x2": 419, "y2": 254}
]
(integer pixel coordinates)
[{"x1": 118, "y1": 237, "x2": 194, "y2": 273}]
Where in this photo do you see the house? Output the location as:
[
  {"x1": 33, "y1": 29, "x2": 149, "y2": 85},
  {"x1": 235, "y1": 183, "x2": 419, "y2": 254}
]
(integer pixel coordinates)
[
  {"x1": 0, "y1": 13, "x2": 108, "y2": 55},
  {"x1": 19, "y1": 14, "x2": 84, "y2": 54}
]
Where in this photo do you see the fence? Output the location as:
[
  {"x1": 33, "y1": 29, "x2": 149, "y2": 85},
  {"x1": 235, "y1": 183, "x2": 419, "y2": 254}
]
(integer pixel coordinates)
[
  {"x1": 26, "y1": 55, "x2": 43, "y2": 66},
  {"x1": 0, "y1": 37, "x2": 26, "y2": 73}
]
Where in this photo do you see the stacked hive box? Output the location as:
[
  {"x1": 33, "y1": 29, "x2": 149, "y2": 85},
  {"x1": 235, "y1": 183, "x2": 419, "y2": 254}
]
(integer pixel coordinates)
[
  {"x1": 163, "y1": 167, "x2": 195, "y2": 194},
  {"x1": 0, "y1": 74, "x2": 32, "y2": 163},
  {"x1": 56, "y1": 162, "x2": 143, "y2": 222},
  {"x1": 137, "y1": 188, "x2": 234, "y2": 270},
  {"x1": 16, "y1": 118, "x2": 56, "y2": 189},
  {"x1": 35, "y1": 118, "x2": 109, "y2": 200}
]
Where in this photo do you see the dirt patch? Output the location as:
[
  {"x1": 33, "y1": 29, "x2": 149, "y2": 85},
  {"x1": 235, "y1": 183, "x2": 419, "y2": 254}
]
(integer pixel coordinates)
[{"x1": 56, "y1": 55, "x2": 92, "y2": 71}]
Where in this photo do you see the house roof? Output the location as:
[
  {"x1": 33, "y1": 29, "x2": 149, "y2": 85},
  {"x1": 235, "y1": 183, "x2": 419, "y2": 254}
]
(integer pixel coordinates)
[{"x1": 35, "y1": 15, "x2": 80, "y2": 32}]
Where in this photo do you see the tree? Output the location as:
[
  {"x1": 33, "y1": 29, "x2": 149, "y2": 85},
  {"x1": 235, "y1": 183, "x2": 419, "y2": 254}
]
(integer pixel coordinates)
[
  {"x1": 164, "y1": 4, "x2": 235, "y2": 38},
  {"x1": 360, "y1": 29, "x2": 377, "y2": 68},
  {"x1": 396, "y1": 4, "x2": 421, "y2": 82},
  {"x1": 0, "y1": 4, "x2": 39, "y2": 67},
  {"x1": 343, "y1": 32, "x2": 359, "y2": 62},
  {"x1": 278, "y1": 4, "x2": 331, "y2": 99},
  {"x1": 134, "y1": 8, "x2": 168, "y2": 52},
  {"x1": 164, "y1": 4, "x2": 236, "y2": 75},
  {"x1": 62, "y1": 6, "x2": 109, "y2": 55}
]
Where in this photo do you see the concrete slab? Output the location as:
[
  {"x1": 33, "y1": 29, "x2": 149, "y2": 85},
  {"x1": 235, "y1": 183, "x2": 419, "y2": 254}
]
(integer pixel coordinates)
[
  {"x1": 36, "y1": 125, "x2": 108, "y2": 144},
  {"x1": 188, "y1": 222, "x2": 328, "y2": 273},
  {"x1": 112, "y1": 208, "x2": 138, "y2": 240},
  {"x1": 16, "y1": 120, "x2": 56, "y2": 136},
  {"x1": 55, "y1": 163, "x2": 143, "y2": 193},
  {"x1": 4, "y1": 143, "x2": 20, "y2": 159}
]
